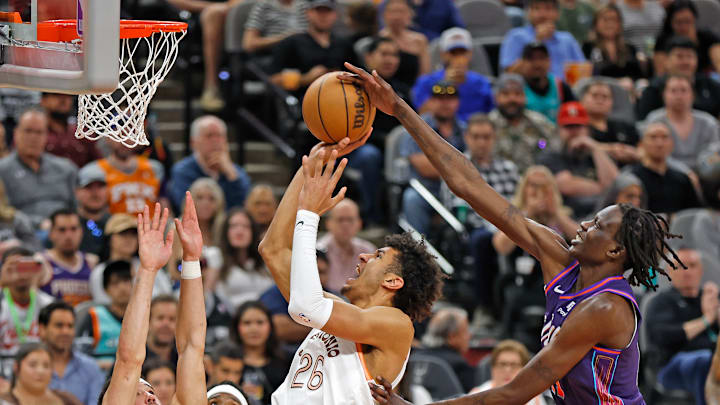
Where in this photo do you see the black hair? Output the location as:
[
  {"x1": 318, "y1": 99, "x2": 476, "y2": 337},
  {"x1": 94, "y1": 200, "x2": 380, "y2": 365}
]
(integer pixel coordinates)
[
  {"x1": 13, "y1": 342, "x2": 51, "y2": 387},
  {"x1": 49, "y1": 208, "x2": 79, "y2": 228},
  {"x1": 316, "y1": 249, "x2": 329, "y2": 264},
  {"x1": 141, "y1": 358, "x2": 176, "y2": 379},
  {"x1": 346, "y1": 1, "x2": 378, "y2": 36},
  {"x1": 209, "y1": 341, "x2": 244, "y2": 364},
  {"x1": 384, "y1": 233, "x2": 446, "y2": 322},
  {"x1": 1, "y1": 246, "x2": 34, "y2": 263},
  {"x1": 219, "y1": 208, "x2": 264, "y2": 280},
  {"x1": 665, "y1": 35, "x2": 698, "y2": 53},
  {"x1": 150, "y1": 294, "x2": 178, "y2": 315},
  {"x1": 527, "y1": 0, "x2": 557, "y2": 8},
  {"x1": 366, "y1": 36, "x2": 396, "y2": 54},
  {"x1": 616, "y1": 204, "x2": 686, "y2": 289},
  {"x1": 662, "y1": 73, "x2": 694, "y2": 94},
  {"x1": 660, "y1": 0, "x2": 698, "y2": 39},
  {"x1": 207, "y1": 381, "x2": 251, "y2": 404},
  {"x1": 230, "y1": 300, "x2": 284, "y2": 361},
  {"x1": 103, "y1": 260, "x2": 133, "y2": 290},
  {"x1": 38, "y1": 301, "x2": 75, "y2": 325}
]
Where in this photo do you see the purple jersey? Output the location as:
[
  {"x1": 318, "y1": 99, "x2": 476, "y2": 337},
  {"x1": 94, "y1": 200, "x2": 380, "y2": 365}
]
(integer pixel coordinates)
[
  {"x1": 41, "y1": 253, "x2": 93, "y2": 307},
  {"x1": 541, "y1": 261, "x2": 644, "y2": 405}
]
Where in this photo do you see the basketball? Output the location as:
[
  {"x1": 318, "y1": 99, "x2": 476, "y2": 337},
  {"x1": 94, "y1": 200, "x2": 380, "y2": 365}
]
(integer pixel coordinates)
[{"x1": 302, "y1": 71, "x2": 376, "y2": 144}]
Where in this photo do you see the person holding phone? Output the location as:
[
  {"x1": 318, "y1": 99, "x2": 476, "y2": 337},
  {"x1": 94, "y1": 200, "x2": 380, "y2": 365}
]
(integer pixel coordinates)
[{"x1": 0, "y1": 246, "x2": 55, "y2": 383}]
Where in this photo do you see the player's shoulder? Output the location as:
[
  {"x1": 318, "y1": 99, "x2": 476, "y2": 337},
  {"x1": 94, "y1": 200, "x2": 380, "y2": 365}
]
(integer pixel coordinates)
[
  {"x1": 366, "y1": 305, "x2": 414, "y2": 330},
  {"x1": 575, "y1": 291, "x2": 634, "y2": 324}
]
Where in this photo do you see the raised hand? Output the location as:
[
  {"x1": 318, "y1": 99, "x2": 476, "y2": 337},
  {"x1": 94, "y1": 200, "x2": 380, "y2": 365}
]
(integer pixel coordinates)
[
  {"x1": 340, "y1": 63, "x2": 401, "y2": 116},
  {"x1": 309, "y1": 128, "x2": 374, "y2": 162},
  {"x1": 138, "y1": 203, "x2": 174, "y2": 271},
  {"x1": 298, "y1": 150, "x2": 348, "y2": 216},
  {"x1": 174, "y1": 191, "x2": 204, "y2": 262},
  {"x1": 369, "y1": 376, "x2": 412, "y2": 405}
]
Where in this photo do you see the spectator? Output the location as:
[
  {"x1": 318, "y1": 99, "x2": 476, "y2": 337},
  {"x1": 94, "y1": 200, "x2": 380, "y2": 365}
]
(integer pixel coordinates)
[
  {"x1": 556, "y1": 0, "x2": 594, "y2": 45},
  {"x1": 0, "y1": 247, "x2": 54, "y2": 380},
  {"x1": 488, "y1": 73, "x2": 558, "y2": 173},
  {"x1": 244, "y1": 185, "x2": 278, "y2": 237},
  {"x1": 617, "y1": 0, "x2": 665, "y2": 54},
  {"x1": 654, "y1": 0, "x2": 720, "y2": 76},
  {"x1": 439, "y1": 115, "x2": 519, "y2": 310},
  {"x1": 582, "y1": 4, "x2": 645, "y2": 80},
  {"x1": 203, "y1": 267, "x2": 233, "y2": 347},
  {"x1": 412, "y1": 28, "x2": 494, "y2": 122},
  {"x1": 519, "y1": 42, "x2": 576, "y2": 124},
  {"x1": 81, "y1": 140, "x2": 163, "y2": 216},
  {"x1": 207, "y1": 342, "x2": 245, "y2": 386},
  {"x1": 500, "y1": 0, "x2": 585, "y2": 80},
  {"x1": 378, "y1": 0, "x2": 464, "y2": 41},
  {"x1": 645, "y1": 74, "x2": 720, "y2": 170},
  {"x1": 241, "y1": 0, "x2": 308, "y2": 57},
  {"x1": 166, "y1": 0, "x2": 243, "y2": 111},
  {"x1": 400, "y1": 81, "x2": 465, "y2": 235},
  {"x1": 580, "y1": 79, "x2": 640, "y2": 165},
  {"x1": 0, "y1": 107, "x2": 77, "y2": 229},
  {"x1": 0, "y1": 181, "x2": 38, "y2": 255},
  {"x1": 41, "y1": 209, "x2": 97, "y2": 307},
  {"x1": 316, "y1": 199, "x2": 376, "y2": 292},
  {"x1": 627, "y1": 122, "x2": 701, "y2": 214},
  {"x1": 421, "y1": 307, "x2": 475, "y2": 393},
  {"x1": 0, "y1": 89, "x2": 40, "y2": 148},
  {"x1": 471, "y1": 340, "x2": 549, "y2": 405},
  {"x1": 637, "y1": 36, "x2": 720, "y2": 119},
  {"x1": 169, "y1": 116, "x2": 252, "y2": 211},
  {"x1": 362, "y1": 36, "x2": 411, "y2": 145},
  {"x1": 189, "y1": 177, "x2": 225, "y2": 248},
  {"x1": 145, "y1": 295, "x2": 178, "y2": 365},
  {"x1": 230, "y1": 301, "x2": 290, "y2": 404},
  {"x1": 39, "y1": 302, "x2": 103, "y2": 405},
  {"x1": 141, "y1": 359, "x2": 176, "y2": 405},
  {"x1": 270, "y1": 0, "x2": 356, "y2": 95},
  {"x1": 538, "y1": 101, "x2": 619, "y2": 219},
  {"x1": 597, "y1": 171, "x2": 647, "y2": 210},
  {"x1": 378, "y1": 0, "x2": 431, "y2": 85},
  {"x1": 88, "y1": 214, "x2": 139, "y2": 304},
  {"x1": 215, "y1": 209, "x2": 273, "y2": 312},
  {"x1": 647, "y1": 248, "x2": 715, "y2": 404},
  {"x1": 0, "y1": 343, "x2": 82, "y2": 405},
  {"x1": 41, "y1": 93, "x2": 101, "y2": 168},
  {"x1": 76, "y1": 260, "x2": 132, "y2": 367},
  {"x1": 346, "y1": 1, "x2": 378, "y2": 43},
  {"x1": 74, "y1": 165, "x2": 110, "y2": 259},
  {"x1": 259, "y1": 249, "x2": 333, "y2": 345}
]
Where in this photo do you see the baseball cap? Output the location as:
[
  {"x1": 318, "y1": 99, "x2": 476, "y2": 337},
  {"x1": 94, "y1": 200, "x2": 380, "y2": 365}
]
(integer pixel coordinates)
[
  {"x1": 431, "y1": 81, "x2": 459, "y2": 97},
  {"x1": 522, "y1": 42, "x2": 549, "y2": 59},
  {"x1": 440, "y1": 27, "x2": 472, "y2": 52},
  {"x1": 77, "y1": 164, "x2": 106, "y2": 188},
  {"x1": 308, "y1": 0, "x2": 336, "y2": 9},
  {"x1": 105, "y1": 214, "x2": 138, "y2": 235},
  {"x1": 557, "y1": 102, "x2": 589, "y2": 126}
]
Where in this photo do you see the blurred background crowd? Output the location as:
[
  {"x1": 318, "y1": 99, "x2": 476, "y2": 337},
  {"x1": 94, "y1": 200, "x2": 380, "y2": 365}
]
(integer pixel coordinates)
[{"x1": 1, "y1": 0, "x2": 720, "y2": 403}]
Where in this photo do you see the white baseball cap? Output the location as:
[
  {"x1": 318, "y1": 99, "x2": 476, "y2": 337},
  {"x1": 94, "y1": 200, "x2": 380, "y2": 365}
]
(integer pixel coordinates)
[{"x1": 440, "y1": 27, "x2": 472, "y2": 52}]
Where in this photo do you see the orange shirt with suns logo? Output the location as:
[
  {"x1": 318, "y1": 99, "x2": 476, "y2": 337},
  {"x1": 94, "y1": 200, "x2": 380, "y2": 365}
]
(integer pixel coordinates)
[{"x1": 97, "y1": 157, "x2": 161, "y2": 215}]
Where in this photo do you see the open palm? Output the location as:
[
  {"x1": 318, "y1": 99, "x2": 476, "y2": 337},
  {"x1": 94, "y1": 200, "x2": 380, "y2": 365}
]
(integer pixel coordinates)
[
  {"x1": 341, "y1": 63, "x2": 401, "y2": 116},
  {"x1": 175, "y1": 191, "x2": 203, "y2": 262},
  {"x1": 138, "y1": 203, "x2": 174, "y2": 271}
]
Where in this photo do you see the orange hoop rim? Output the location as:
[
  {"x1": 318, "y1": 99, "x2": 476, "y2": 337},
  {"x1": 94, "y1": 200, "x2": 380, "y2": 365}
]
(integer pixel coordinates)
[{"x1": 37, "y1": 19, "x2": 188, "y2": 43}]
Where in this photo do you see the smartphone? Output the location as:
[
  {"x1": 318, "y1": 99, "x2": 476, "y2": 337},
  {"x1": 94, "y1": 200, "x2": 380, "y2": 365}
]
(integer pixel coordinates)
[{"x1": 15, "y1": 258, "x2": 41, "y2": 275}]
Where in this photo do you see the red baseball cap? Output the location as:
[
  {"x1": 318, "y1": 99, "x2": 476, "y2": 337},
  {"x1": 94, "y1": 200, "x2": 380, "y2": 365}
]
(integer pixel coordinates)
[{"x1": 557, "y1": 101, "x2": 589, "y2": 126}]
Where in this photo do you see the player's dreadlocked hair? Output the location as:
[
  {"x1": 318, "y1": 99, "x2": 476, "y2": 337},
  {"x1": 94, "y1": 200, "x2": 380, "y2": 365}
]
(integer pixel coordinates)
[{"x1": 616, "y1": 204, "x2": 686, "y2": 290}]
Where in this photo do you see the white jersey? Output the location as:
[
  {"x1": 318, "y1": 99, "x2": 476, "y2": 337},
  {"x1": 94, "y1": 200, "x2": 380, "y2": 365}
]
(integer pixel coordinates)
[{"x1": 271, "y1": 329, "x2": 408, "y2": 405}]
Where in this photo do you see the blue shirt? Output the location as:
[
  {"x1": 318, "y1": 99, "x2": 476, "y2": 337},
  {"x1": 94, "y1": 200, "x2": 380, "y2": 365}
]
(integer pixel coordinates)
[
  {"x1": 412, "y1": 70, "x2": 494, "y2": 122},
  {"x1": 377, "y1": 0, "x2": 464, "y2": 41},
  {"x1": 169, "y1": 155, "x2": 252, "y2": 211},
  {"x1": 499, "y1": 25, "x2": 585, "y2": 79},
  {"x1": 50, "y1": 351, "x2": 105, "y2": 405}
]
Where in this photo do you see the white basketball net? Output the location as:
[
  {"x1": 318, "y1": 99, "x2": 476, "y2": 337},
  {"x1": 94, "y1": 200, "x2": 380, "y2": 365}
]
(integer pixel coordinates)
[{"x1": 75, "y1": 28, "x2": 187, "y2": 148}]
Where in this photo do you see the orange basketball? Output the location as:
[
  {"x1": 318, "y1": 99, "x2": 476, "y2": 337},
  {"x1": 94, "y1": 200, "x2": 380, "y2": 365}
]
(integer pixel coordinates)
[{"x1": 302, "y1": 71, "x2": 376, "y2": 144}]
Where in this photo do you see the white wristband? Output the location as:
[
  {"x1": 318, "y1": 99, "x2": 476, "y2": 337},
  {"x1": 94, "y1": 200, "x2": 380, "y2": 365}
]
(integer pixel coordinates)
[{"x1": 181, "y1": 260, "x2": 201, "y2": 279}]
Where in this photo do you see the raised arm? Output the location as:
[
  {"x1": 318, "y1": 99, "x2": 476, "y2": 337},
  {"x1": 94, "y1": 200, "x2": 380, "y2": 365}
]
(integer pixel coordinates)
[
  {"x1": 341, "y1": 64, "x2": 571, "y2": 272},
  {"x1": 171, "y1": 192, "x2": 208, "y2": 405},
  {"x1": 102, "y1": 204, "x2": 173, "y2": 405}
]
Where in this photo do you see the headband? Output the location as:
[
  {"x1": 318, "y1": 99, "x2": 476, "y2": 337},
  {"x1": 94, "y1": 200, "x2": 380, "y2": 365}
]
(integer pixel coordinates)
[
  {"x1": 206, "y1": 384, "x2": 249, "y2": 405},
  {"x1": 139, "y1": 378, "x2": 153, "y2": 388}
]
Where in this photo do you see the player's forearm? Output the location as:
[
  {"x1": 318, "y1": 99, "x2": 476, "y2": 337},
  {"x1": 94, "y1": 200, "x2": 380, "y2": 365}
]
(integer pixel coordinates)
[
  {"x1": 116, "y1": 267, "x2": 156, "y2": 365},
  {"x1": 175, "y1": 276, "x2": 206, "y2": 354}
]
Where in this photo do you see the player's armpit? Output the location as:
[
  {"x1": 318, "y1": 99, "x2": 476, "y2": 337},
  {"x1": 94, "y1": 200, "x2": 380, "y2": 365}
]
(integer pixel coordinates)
[{"x1": 322, "y1": 302, "x2": 413, "y2": 351}]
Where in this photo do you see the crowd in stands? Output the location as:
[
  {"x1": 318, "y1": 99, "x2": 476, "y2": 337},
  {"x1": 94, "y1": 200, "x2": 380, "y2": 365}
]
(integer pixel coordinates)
[{"x1": 2, "y1": 0, "x2": 720, "y2": 403}]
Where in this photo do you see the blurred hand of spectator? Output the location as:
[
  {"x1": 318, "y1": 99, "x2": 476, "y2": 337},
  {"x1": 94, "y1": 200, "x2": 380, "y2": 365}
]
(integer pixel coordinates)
[
  {"x1": 535, "y1": 21, "x2": 556, "y2": 41},
  {"x1": 702, "y1": 282, "x2": 720, "y2": 325},
  {"x1": 301, "y1": 65, "x2": 330, "y2": 87}
]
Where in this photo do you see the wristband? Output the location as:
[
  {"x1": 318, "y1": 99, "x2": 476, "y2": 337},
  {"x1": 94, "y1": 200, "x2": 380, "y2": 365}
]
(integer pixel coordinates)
[{"x1": 181, "y1": 260, "x2": 201, "y2": 279}]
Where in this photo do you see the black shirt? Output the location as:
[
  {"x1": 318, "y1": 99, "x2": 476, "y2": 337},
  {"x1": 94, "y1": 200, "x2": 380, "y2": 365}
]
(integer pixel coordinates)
[
  {"x1": 582, "y1": 42, "x2": 645, "y2": 80},
  {"x1": 526, "y1": 77, "x2": 576, "y2": 102},
  {"x1": 242, "y1": 357, "x2": 291, "y2": 405},
  {"x1": 655, "y1": 29, "x2": 720, "y2": 73},
  {"x1": 646, "y1": 287, "x2": 718, "y2": 366},
  {"x1": 79, "y1": 213, "x2": 110, "y2": 261},
  {"x1": 395, "y1": 50, "x2": 420, "y2": 89},
  {"x1": 627, "y1": 164, "x2": 701, "y2": 214},
  {"x1": 538, "y1": 148, "x2": 600, "y2": 219},
  {"x1": 368, "y1": 76, "x2": 411, "y2": 149},
  {"x1": 637, "y1": 74, "x2": 720, "y2": 119},
  {"x1": 590, "y1": 119, "x2": 640, "y2": 146}
]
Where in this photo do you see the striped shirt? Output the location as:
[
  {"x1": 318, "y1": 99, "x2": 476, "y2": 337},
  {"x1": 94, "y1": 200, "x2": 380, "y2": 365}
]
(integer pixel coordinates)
[
  {"x1": 617, "y1": 0, "x2": 665, "y2": 54},
  {"x1": 245, "y1": 0, "x2": 308, "y2": 37}
]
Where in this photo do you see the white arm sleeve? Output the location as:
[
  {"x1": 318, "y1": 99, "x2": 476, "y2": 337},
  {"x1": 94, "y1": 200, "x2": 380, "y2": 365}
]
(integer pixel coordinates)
[{"x1": 288, "y1": 210, "x2": 334, "y2": 329}]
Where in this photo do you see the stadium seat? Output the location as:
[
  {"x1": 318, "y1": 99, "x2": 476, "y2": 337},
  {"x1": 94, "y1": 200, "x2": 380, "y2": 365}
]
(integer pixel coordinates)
[
  {"x1": 225, "y1": 1, "x2": 258, "y2": 53},
  {"x1": 694, "y1": 0, "x2": 720, "y2": 38},
  {"x1": 384, "y1": 126, "x2": 411, "y2": 225},
  {"x1": 408, "y1": 353, "x2": 466, "y2": 400},
  {"x1": 457, "y1": 0, "x2": 511, "y2": 39},
  {"x1": 428, "y1": 38, "x2": 495, "y2": 78}
]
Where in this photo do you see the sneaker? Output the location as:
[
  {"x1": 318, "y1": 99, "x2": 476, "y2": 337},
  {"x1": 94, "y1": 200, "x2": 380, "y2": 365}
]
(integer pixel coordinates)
[{"x1": 199, "y1": 87, "x2": 225, "y2": 112}]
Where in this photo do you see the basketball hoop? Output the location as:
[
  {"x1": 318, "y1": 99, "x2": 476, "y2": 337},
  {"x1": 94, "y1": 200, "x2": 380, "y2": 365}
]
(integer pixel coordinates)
[{"x1": 38, "y1": 20, "x2": 188, "y2": 147}]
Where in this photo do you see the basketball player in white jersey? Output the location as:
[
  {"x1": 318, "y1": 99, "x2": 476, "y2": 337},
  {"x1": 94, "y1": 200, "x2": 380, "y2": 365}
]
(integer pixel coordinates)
[
  {"x1": 99, "y1": 193, "x2": 207, "y2": 405},
  {"x1": 259, "y1": 142, "x2": 445, "y2": 405}
]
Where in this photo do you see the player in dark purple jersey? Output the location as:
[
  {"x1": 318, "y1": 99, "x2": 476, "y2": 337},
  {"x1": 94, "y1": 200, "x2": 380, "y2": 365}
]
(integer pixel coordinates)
[{"x1": 341, "y1": 63, "x2": 686, "y2": 405}]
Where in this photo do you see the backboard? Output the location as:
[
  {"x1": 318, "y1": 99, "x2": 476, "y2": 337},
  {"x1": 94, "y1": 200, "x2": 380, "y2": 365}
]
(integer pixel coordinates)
[{"x1": 0, "y1": 0, "x2": 120, "y2": 94}]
